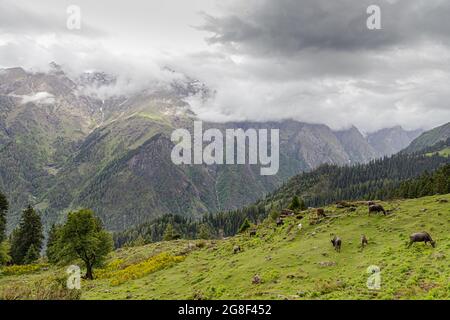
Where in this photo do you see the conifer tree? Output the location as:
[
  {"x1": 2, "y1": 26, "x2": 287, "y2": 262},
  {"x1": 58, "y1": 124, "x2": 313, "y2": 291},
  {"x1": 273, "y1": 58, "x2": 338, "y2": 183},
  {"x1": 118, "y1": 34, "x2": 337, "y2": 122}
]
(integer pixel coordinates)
[
  {"x1": 46, "y1": 224, "x2": 62, "y2": 264},
  {"x1": 24, "y1": 244, "x2": 40, "y2": 264},
  {"x1": 163, "y1": 223, "x2": 180, "y2": 241},
  {"x1": 0, "y1": 191, "x2": 8, "y2": 243},
  {"x1": 238, "y1": 218, "x2": 251, "y2": 233},
  {"x1": 10, "y1": 205, "x2": 43, "y2": 265}
]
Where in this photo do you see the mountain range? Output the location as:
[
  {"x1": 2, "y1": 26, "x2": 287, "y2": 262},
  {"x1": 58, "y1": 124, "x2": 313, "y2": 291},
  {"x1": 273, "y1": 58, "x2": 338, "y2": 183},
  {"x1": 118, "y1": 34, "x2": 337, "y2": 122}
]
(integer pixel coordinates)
[{"x1": 0, "y1": 65, "x2": 426, "y2": 231}]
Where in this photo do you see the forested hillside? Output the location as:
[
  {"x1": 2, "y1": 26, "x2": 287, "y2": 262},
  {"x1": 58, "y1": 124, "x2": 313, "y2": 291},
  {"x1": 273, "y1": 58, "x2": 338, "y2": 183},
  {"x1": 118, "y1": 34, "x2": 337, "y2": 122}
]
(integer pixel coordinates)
[
  {"x1": 114, "y1": 152, "x2": 450, "y2": 247},
  {"x1": 403, "y1": 122, "x2": 450, "y2": 154}
]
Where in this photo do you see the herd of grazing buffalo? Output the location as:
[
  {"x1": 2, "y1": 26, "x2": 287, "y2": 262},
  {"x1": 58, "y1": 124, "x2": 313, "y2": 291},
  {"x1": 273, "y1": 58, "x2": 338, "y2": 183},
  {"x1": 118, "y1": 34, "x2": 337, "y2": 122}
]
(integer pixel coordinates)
[
  {"x1": 270, "y1": 200, "x2": 437, "y2": 254},
  {"x1": 326, "y1": 201, "x2": 436, "y2": 252}
]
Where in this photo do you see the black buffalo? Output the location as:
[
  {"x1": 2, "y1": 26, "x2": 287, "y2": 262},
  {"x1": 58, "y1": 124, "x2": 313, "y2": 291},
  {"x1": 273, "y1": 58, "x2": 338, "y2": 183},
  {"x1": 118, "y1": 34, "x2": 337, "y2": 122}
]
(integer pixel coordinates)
[
  {"x1": 369, "y1": 204, "x2": 386, "y2": 215},
  {"x1": 361, "y1": 234, "x2": 368, "y2": 248},
  {"x1": 331, "y1": 236, "x2": 342, "y2": 252},
  {"x1": 276, "y1": 217, "x2": 284, "y2": 226},
  {"x1": 408, "y1": 232, "x2": 436, "y2": 248}
]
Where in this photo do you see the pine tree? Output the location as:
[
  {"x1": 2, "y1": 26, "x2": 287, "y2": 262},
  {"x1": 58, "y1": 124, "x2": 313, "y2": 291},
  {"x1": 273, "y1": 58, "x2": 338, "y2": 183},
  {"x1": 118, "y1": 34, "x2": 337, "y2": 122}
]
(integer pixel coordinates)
[
  {"x1": 46, "y1": 224, "x2": 62, "y2": 264},
  {"x1": 0, "y1": 191, "x2": 8, "y2": 243},
  {"x1": 163, "y1": 223, "x2": 177, "y2": 241},
  {"x1": 238, "y1": 219, "x2": 251, "y2": 233},
  {"x1": 10, "y1": 205, "x2": 44, "y2": 265},
  {"x1": 288, "y1": 196, "x2": 300, "y2": 211},
  {"x1": 24, "y1": 244, "x2": 40, "y2": 264},
  {"x1": 299, "y1": 198, "x2": 307, "y2": 211},
  {"x1": 288, "y1": 196, "x2": 306, "y2": 211}
]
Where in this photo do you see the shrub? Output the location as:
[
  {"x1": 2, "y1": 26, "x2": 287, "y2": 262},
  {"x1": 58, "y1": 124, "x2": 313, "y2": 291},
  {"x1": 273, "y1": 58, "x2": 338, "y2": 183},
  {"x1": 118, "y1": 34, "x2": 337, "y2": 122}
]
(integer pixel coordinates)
[
  {"x1": 0, "y1": 263, "x2": 48, "y2": 276},
  {"x1": 0, "y1": 276, "x2": 81, "y2": 300},
  {"x1": 96, "y1": 253, "x2": 184, "y2": 286},
  {"x1": 0, "y1": 241, "x2": 11, "y2": 265}
]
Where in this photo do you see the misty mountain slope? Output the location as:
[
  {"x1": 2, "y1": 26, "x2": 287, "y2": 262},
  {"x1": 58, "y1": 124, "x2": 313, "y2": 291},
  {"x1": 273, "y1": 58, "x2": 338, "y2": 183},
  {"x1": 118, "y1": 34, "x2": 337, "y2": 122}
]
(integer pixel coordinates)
[
  {"x1": 0, "y1": 66, "x2": 434, "y2": 231},
  {"x1": 403, "y1": 122, "x2": 450, "y2": 154},
  {"x1": 73, "y1": 134, "x2": 216, "y2": 230},
  {"x1": 335, "y1": 126, "x2": 378, "y2": 163},
  {"x1": 0, "y1": 67, "x2": 103, "y2": 226},
  {"x1": 367, "y1": 126, "x2": 423, "y2": 156}
]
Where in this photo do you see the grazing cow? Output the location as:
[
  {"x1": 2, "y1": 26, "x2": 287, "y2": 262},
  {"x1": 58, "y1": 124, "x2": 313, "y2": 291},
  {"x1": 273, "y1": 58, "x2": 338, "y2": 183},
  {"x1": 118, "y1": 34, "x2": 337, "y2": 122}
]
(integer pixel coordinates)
[
  {"x1": 408, "y1": 232, "x2": 436, "y2": 248},
  {"x1": 317, "y1": 208, "x2": 326, "y2": 218},
  {"x1": 249, "y1": 229, "x2": 257, "y2": 236},
  {"x1": 233, "y1": 245, "x2": 241, "y2": 254},
  {"x1": 361, "y1": 235, "x2": 368, "y2": 248},
  {"x1": 276, "y1": 217, "x2": 284, "y2": 226},
  {"x1": 367, "y1": 201, "x2": 375, "y2": 206},
  {"x1": 331, "y1": 236, "x2": 342, "y2": 252},
  {"x1": 369, "y1": 204, "x2": 387, "y2": 215}
]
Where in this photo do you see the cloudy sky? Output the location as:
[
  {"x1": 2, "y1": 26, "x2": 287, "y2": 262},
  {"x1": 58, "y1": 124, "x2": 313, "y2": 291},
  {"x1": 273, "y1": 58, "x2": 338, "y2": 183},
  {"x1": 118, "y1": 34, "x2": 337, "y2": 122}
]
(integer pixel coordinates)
[{"x1": 1, "y1": 0, "x2": 450, "y2": 132}]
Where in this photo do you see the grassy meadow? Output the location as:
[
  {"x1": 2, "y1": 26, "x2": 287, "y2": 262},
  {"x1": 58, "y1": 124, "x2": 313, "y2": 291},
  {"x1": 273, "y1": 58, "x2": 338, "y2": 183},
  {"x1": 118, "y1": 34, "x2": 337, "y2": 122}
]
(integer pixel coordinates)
[{"x1": 1, "y1": 194, "x2": 449, "y2": 300}]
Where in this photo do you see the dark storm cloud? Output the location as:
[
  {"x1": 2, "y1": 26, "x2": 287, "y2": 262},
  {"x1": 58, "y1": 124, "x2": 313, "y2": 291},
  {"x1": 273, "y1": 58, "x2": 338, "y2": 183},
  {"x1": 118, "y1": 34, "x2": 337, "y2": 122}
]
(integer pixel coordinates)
[
  {"x1": 1, "y1": 0, "x2": 449, "y2": 131},
  {"x1": 199, "y1": 0, "x2": 450, "y2": 56}
]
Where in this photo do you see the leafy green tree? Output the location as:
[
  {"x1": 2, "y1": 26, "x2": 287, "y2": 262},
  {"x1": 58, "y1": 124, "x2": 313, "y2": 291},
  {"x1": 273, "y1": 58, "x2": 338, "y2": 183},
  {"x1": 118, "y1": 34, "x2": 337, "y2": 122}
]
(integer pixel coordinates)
[
  {"x1": 0, "y1": 191, "x2": 8, "y2": 243},
  {"x1": 58, "y1": 209, "x2": 113, "y2": 280},
  {"x1": 10, "y1": 205, "x2": 44, "y2": 265},
  {"x1": 0, "y1": 241, "x2": 11, "y2": 265},
  {"x1": 269, "y1": 209, "x2": 280, "y2": 221},
  {"x1": 238, "y1": 218, "x2": 251, "y2": 233},
  {"x1": 198, "y1": 224, "x2": 210, "y2": 240},
  {"x1": 131, "y1": 235, "x2": 146, "y2": 247}
]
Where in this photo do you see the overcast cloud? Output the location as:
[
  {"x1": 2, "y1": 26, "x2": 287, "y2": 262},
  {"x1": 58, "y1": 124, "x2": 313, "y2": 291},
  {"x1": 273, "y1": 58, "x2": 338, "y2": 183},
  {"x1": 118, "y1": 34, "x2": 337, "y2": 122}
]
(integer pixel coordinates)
[{"x1": 0, "y1": 0, "x2": 449, "y2": 131}]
